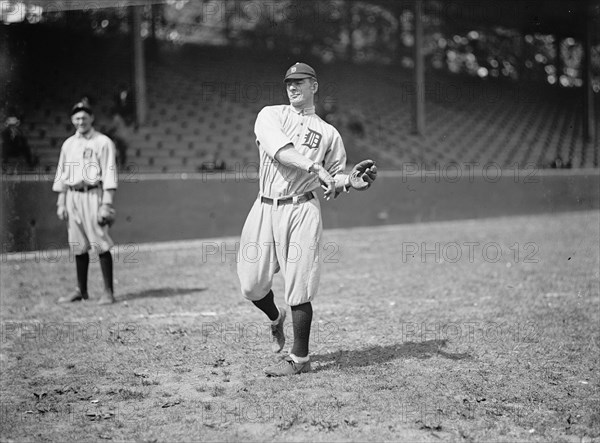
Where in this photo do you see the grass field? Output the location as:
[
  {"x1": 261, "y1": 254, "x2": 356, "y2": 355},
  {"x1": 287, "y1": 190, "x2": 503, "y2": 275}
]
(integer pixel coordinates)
[{"x1": 1, "y1": 210, "x2": 599, "y2": 442}]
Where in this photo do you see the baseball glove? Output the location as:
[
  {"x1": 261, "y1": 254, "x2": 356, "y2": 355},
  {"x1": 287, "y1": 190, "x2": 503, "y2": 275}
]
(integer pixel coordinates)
[
  {"x1": 348, "y1": 159, "x2": 377, "y2": 191},
  {"x1": 97, "y1": 204, "x2": 116, "y2": 227}
]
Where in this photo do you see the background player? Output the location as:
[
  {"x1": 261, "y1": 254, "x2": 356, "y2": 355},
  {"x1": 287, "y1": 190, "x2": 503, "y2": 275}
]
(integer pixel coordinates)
[
  {"x1": 53, "y1": 99, "x2": 118, "y2": 305},
  {"x1": 237, "y1": 62, "x2": 377, "y2": 377}
]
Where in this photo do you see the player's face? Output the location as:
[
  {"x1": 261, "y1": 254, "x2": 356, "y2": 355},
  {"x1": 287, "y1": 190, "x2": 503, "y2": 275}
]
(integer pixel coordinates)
[
  {"x1": 286, "y1": 78, "x2": 318, "y2": 108},
  {"x1": 71, "y1": 111, "x2": 94, "y2": 135}
]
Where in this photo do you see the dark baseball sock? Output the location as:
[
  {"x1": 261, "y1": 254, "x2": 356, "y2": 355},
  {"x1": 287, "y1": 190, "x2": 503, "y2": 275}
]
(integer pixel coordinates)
[
  {"x1": 75, "y1": 253, "x2": 89, "y2": 295},
  {"x1": 99, "y1": 251, "x2": 114, "y2": 293},
  {"x1": 252, "y1": 290, "x2": 279, "y2": 321},
  {"x1": 290, "y1": 302, "x2": 313, "y2": 358}
]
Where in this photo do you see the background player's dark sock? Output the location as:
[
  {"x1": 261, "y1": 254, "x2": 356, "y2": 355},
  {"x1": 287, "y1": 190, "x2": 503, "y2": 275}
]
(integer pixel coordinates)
[
  {"x1": 252, "y1": 290, "x2": 280, "y2": 321},
  {"x1": 291, "y1": 302, "x2": 313, "y2": 358},
  {"x1": 75, "y1": 253, "x2": 89, "y2": 295},
  {"x1": 99, "y1": 251, "x2": 114, "y2": 293}
]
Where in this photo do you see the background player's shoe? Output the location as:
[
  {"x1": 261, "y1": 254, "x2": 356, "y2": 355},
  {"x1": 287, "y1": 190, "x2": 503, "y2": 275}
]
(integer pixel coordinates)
[
  {"x1": 58, "y1": 288, "x2": 88, "y2": 303},
  {"x1": 264, "y1": 355, "x2": 311, "y2": 377},
  {"x1": 97, "y1": 289, "x2": 116, "y2": 305},
  {"x1": 271, "y1": 309, "x2": 286, "y2": 353}
]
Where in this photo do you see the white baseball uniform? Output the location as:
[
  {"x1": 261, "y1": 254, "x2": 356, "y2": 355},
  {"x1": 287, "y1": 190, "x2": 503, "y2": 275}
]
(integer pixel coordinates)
[
  {"x1": 237, "y1": 104, "x2": 347, "y2": 306},
  {"x1": 53, "y1": 129, "x2": 118, "y2": 255}
]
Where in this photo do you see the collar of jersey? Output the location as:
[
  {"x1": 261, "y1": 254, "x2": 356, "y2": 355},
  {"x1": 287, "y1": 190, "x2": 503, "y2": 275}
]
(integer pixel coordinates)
[
  {"x1": 75, "y1": 128, "x2": 96, "y2": 139},
  {"x1": 289, "y1": 105, "x2": 315, "y2": 116}
]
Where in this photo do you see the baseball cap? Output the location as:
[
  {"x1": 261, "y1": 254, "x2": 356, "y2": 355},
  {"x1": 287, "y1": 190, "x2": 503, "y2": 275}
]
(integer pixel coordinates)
[
  {"x1": 284, "y1": 62, "x2": 317, "y2": 82},
  {"x1": 71, "y1": 99, "x2": 93, "y2": 116}
]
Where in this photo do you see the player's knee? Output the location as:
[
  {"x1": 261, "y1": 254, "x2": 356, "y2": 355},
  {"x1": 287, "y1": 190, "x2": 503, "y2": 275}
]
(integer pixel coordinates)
[
  {"x1": 239, "y1": 281, "x2": 270, "y2": 302},
  {"x1": 287, "y1": 293, "x2": 313, "y2": 306},
  {"x1": 240, "y1": 285, "x2": 260, "y2": 301},
  {"x1": 69, "y1": 242, "x2": 90, "y2": 256}
]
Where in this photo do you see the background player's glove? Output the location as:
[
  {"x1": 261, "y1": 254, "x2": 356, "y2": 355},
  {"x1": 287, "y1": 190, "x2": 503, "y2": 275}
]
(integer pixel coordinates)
[
  {"x1": 97, "y1": 204, "x2": 116, "y2": 227},
  {"x1": 348, "y1": 159, "x2": 377, "y2": 191}
]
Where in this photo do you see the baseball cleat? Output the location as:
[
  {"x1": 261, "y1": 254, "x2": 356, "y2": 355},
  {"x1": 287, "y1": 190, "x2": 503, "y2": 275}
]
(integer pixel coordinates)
[
  {"x1": 271, "y1": 309, "x2": 286, "y2": 353},
  {"x1": 97, "y1": 289, "x2": 116, "y2": 305},
  {"x1": 264, "y1": 355, "x2": 311, "y2": 377},
  {"x1": 58, "y1": 288, "x2": 88, "y2": 303}
]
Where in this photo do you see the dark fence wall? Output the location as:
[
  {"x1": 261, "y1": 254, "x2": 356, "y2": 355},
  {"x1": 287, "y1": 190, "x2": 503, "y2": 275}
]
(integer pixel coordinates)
[{"x1": 1, "y1": 171, "x2": 599, "y2": 253}]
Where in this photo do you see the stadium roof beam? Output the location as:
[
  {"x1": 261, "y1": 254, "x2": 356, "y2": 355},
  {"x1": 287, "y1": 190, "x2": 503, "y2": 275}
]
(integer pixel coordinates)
[{"x1": 22, "y1": 0, "x2": 163, "y2": 12}]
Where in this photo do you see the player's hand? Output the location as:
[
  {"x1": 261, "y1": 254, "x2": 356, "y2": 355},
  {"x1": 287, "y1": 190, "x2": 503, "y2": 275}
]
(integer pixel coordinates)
[
  {"x1": 57, "y1": 205, "x2": 68, "y2": 221},
  {"x1": 310, "y1": 163, "x2": 336, "y2": 200}
]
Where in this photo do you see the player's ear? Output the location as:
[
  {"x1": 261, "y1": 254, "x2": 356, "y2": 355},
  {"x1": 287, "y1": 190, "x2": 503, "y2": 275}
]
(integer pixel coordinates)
[{"x1": 312, "y1": 80, "x2": 319, "y2": 95}]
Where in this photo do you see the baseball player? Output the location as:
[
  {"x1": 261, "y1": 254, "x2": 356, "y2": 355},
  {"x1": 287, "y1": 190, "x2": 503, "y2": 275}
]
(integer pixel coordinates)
[
  {"x1": 53, "y1": 99, "x2": 118, "y2": 305},
  {"x1": 237, "y1": 62, "x2": 377, "y2": 376}
]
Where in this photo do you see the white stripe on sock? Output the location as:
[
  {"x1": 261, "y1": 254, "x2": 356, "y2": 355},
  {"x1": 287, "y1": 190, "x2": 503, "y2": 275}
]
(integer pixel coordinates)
[{"x1": 290, "y1": 353, "x2": 310, "y2": 364}]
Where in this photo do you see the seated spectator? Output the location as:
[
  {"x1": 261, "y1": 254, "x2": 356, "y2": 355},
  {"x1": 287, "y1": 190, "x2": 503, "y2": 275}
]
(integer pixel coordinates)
[
  {"x1": 107, "y1": 85, "x2": 135, "y2": 170},
  {"x1": 113, "y1": 85, "x2": 135, "y2": 126},
  {"x1": 199, "y1": 158, "x2": 226, "y2": 171},
  {"x1": 107, "y1": 111, "x2": 130, "y2": 170},
  {"x1": 1, "y1": 110, "x2": 37, "y2": 170},
  {"x1": 550, "y1": 156, "x2": 571, "y2": 169},
  {"x1": 215, "y1": 158, "x2": 226, "y2": 170}
]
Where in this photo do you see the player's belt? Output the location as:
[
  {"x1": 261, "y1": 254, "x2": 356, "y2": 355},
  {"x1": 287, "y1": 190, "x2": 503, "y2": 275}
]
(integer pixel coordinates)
[
  {"x1": 260, "y1": 191, "x2": 314, "y2": 206},
  {"x1": 69, "y1": 183, "x2": 100, "y2": 192}
]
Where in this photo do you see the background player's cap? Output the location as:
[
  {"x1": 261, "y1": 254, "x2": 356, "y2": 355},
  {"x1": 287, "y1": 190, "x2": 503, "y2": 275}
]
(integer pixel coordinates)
[
  {"x1": 71, "y1": 98, "x2": 93, "y2": 116},
  {"x1": 284, "y1": 62, "x2": 317, "y2": 82}
]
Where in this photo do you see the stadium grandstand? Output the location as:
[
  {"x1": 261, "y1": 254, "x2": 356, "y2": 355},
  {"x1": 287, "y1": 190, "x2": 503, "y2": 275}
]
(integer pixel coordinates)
[{"x1": 1, "y1": 0, "x2": 598, "y2": 174}]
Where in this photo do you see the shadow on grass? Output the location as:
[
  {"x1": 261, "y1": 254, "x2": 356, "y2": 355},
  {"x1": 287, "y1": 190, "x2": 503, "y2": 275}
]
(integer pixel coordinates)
[
  {"x1": 312, "y1": 340, "x2": 471, "y2": 372},
  {"x1": 119, "y1": 287, "x2": 207, "y2": 301}
]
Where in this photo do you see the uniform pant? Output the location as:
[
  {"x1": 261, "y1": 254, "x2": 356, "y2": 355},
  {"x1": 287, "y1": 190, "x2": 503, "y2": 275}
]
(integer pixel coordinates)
[
  {"x1": 237, "y1": 196, "x2": 322, "y2": 306},
  {"x1": 66, "y1": 188, "x2": 114, "y2": 255}
]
